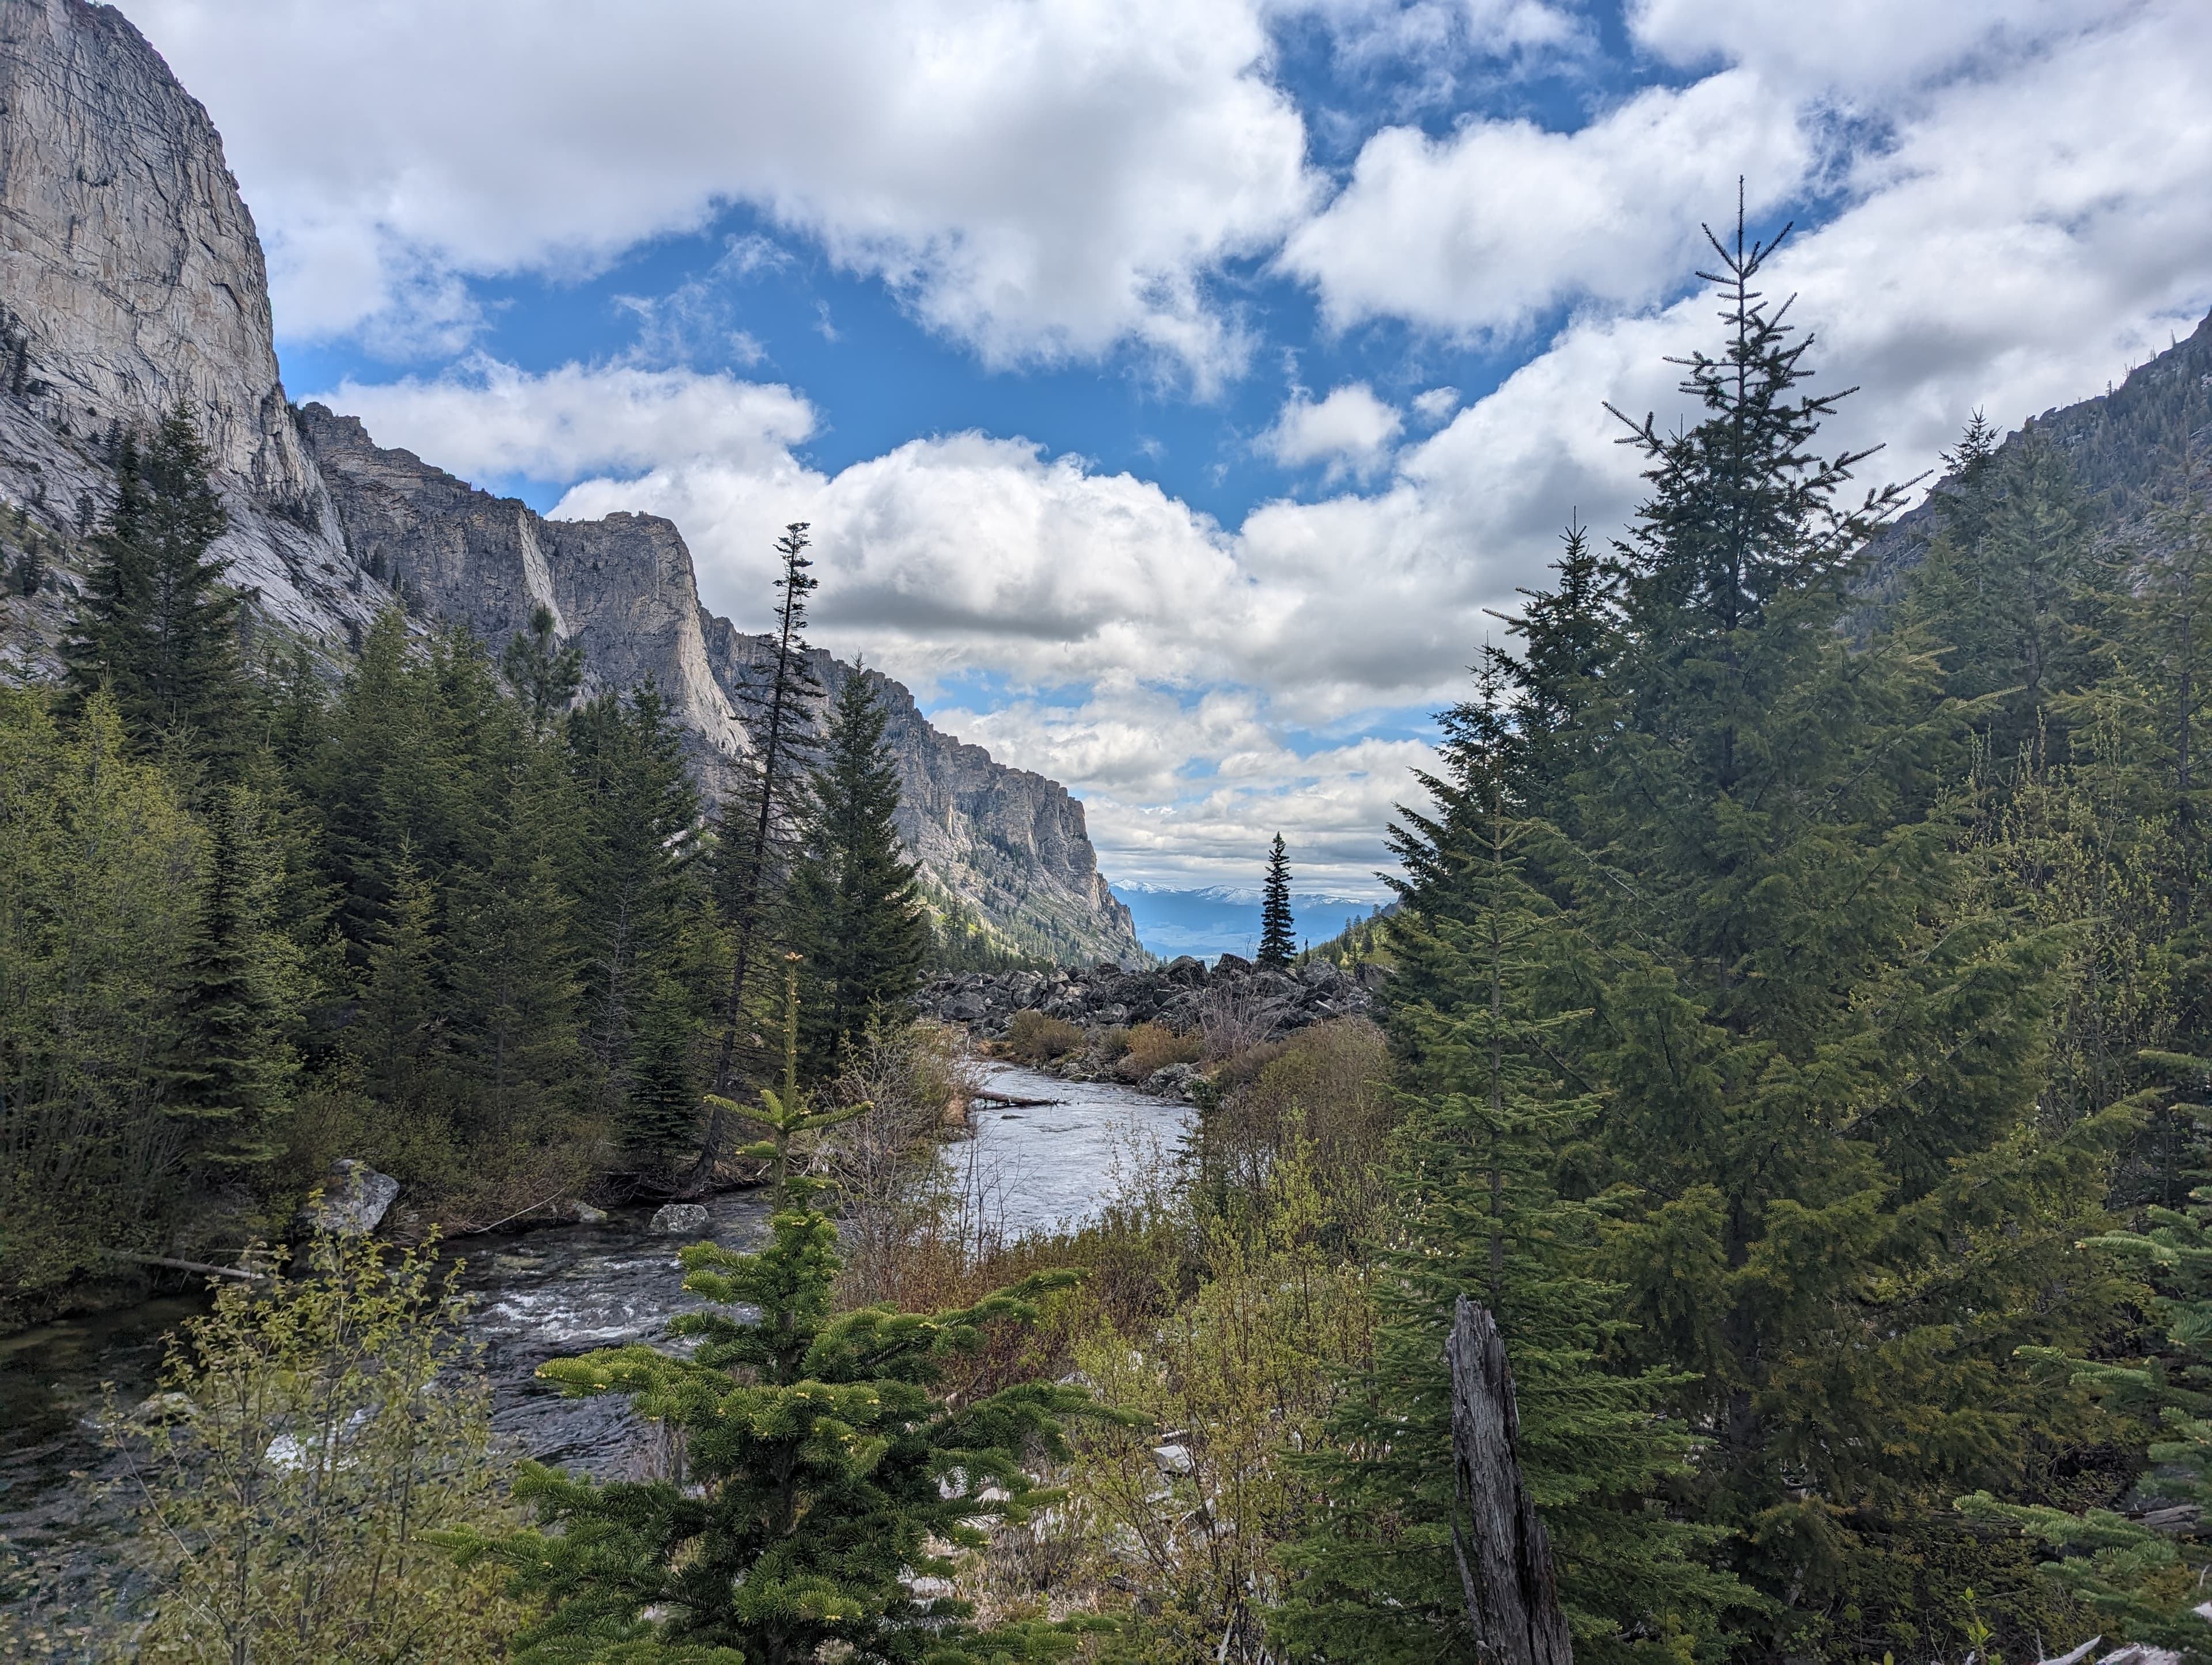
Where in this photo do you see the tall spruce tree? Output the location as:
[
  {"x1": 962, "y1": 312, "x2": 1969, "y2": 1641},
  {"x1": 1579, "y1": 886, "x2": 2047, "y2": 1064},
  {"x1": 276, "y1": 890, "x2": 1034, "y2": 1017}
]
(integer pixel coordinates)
[
  {"x1": 785, "y1": 670, "x2": 927, "y2": 1078},
  {"x1": 565, "y1": 682, "x2": 702, "y2": 1112},
  {"x1": 460, "y1": 975, "x2": 1100, "y2": 1665},
  {"x1": 1499, "y1": 519, "x2": 1619, "y2": 831},
  {"x1": 1906, "y1": 419, "x2": 2110, "y2": 765},
  {"x1": 61, "y1": 408, "x2": 245, "y2": 773},
  {"x1": 1961, "y1": 1122, "x2": 2212, "y2": 1652},
  {"x1": 1275, "y1": 667, "x2": 1741, "y2": 1664},
  {"x1": 171, "y1": 783, "x2": 303, "y2": 1170},
  {"x1": 1257, "y1": 833, "x2": 1296, "y2": 968},
  {"x1": 503, "y1": 604, "x2": 585, "y2": 736},
  {"x1": 1517, "y1": 208, "x2": 2135, "y2": 1655}
]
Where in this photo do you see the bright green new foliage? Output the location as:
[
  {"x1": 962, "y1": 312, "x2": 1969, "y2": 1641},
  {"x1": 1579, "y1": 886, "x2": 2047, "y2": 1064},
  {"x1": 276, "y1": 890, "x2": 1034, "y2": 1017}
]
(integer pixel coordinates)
[{"x1": 462, "y1": 980, "x2": 1103, "y2": 1665}]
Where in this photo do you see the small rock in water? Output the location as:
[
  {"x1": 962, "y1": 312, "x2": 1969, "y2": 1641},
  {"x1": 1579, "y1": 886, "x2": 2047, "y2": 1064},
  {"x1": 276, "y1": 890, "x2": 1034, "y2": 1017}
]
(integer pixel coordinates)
[
  {"x1": 649, "y1": 1203, "x2": 711, "y2": 1237},
  {"x1": 300, "y1": 1159, "x2": 401, "y2": 1236},
  {"x1": 565, "y1": 1200, "x2": 609, "y2": 1224}
]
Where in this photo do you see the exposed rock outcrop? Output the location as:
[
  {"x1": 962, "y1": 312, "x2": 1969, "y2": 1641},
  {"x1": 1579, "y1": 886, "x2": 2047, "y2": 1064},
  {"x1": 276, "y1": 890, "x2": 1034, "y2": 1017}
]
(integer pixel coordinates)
[
  {"x1": 296, "y1": 404, "x2": 752, "y2": 778},
  {"x1": 0, "y1": 0, "x2": 1142, "y2": 965},
  {"x1": 298, "y1": 409, "x2": 1139, "y2": 962},
  {"x1": 0, "y1": 0, "x2": 371, "y2": 662}
]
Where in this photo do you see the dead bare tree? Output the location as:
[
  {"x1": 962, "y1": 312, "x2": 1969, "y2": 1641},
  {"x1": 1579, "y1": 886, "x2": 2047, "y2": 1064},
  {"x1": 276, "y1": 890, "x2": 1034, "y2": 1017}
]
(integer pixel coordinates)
[
  {"x1": 1449, "y1": 1296, "x2": 1573, "y2": 1665},
  {"x1": 696, "y1": 523, "x2": 822, "y2": 1180}
]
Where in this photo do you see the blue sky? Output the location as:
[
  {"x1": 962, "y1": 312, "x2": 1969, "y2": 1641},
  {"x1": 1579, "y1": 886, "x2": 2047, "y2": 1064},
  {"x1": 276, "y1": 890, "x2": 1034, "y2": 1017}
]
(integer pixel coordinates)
[{"x1": 135, "y1": 0, "x2": 2212, "y2": 892}]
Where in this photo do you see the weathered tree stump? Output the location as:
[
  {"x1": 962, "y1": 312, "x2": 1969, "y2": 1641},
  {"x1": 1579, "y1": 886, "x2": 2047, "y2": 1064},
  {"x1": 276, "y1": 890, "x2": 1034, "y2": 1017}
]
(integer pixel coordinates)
[{"x1": 1449, "y1": 1294, "x2": 1574, "y2": 1665}]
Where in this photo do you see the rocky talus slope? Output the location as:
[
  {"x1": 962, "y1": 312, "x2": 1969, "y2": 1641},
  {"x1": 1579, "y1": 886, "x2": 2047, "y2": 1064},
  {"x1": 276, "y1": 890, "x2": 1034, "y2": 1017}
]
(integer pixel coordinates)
[
  {"x1": 920, "y1": 953, "x2": 1382, "y2": 1096},
  {"x1": 0, "y1": 0, "x2": 1138, "y2": 964}
]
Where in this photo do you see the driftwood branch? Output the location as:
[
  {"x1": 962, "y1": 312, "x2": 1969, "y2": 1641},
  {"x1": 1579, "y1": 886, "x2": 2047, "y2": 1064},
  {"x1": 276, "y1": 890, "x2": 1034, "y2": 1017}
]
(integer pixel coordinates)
[
  {"x1": 1449, "y1": 1295, "x2": 1574, "y2": 1665},
  {"x1": 101, "y1": 1250, "x2": 267, "y2": 1284},
  {"x1": 968, "y1": 1088, "x2": 1060, "y2": 1108}
]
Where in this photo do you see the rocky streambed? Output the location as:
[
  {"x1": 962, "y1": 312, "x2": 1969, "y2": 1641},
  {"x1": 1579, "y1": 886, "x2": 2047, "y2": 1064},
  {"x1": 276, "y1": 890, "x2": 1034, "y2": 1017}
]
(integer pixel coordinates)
[{"x1": 0, "y1": 1064, "x2": 1184, "y2": 1655}]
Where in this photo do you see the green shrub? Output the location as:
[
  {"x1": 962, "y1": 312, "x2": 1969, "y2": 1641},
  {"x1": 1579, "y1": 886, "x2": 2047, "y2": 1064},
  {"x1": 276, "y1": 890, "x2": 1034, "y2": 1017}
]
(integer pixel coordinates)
[{"x1": 113, "y1": 1232, "x2": 527, "y2": 1663}]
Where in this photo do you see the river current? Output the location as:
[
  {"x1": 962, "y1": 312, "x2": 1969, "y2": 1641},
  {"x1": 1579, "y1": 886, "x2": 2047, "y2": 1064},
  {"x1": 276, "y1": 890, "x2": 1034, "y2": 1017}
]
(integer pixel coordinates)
[{"x1": 0, "y1": 1063, "x2": 1190, "y2": 1653}]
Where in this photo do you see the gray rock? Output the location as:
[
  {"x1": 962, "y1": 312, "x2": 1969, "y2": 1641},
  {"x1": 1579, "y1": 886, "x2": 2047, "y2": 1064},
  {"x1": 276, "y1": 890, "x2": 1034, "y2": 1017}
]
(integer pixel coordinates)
[
  {"x1": 1151, "y1": 1442, "x2": 1195, "y2": 1475},
  {"x1": 1144, "y1": 1063, "x2": 1202, "y2": 1100},
  {"x1": 302, "y1": 1160, "x2": 401, "y2": 1237},
  {"x1": 1213, "y1": 953, "x2": 1254, "y2": 976},
  {"x1": 564, "y1": 1200, "x2": 609, "y2": 1224},
  {"x1": 649, "y1": 1203, "x2": 711, "y2": 1237}
]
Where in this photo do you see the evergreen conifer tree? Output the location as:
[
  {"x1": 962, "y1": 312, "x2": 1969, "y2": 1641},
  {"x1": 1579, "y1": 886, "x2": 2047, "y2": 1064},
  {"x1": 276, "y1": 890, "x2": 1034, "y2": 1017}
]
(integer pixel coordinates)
[
  {"x1": 622, "y1": 973, "x2": 704, "y2": 1168},
  {"x1": 1275, "y1": 668, "x2": 1740, "y2": 1664},
  {"x1": 785, "y1": 670, "x2": 927, "y2": 1077},
  {"x1": 461, "y1": 973, "x2": 1100, "y2": 1664},
  {"x1": 358, "y1": 852, "x2": 442, "y2": 1114},
  {"x1": 1495, "y1": 517, "x2": 1619, "y2": 826},
  {"x1": 1906, "y1": 419, "x2": 2109, "y2": 764},
  {"x1": 171, "y1": 783, "x2": 303, "y2": 1170},
  {"x1": 1516, "y1": 207, "x2": 2134, "y2": 1652},
  {"x1": 566, "y1": 682, "x2": 702, "y2": 1104},
  {"x1": 503, "y1": 604, "x2": 585, "y2": 735},
  {"x1": 1257, "y1": 833, "x2": 1296, "y2": 968},
  {"x1": 61, "y1": 408, "x2": 245, "y2": 772},
  {"x1": 1962, "y1": 1057, "x2": 2212, "y2": 1648},
  {"x1": 446, "y1": 844, "x2": 584, "y2": 1143}
]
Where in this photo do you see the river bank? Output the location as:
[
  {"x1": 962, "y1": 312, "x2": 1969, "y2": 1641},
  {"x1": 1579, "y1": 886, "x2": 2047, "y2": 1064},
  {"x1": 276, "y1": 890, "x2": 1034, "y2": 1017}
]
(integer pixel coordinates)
[{"x1": 0, "y1": 1062, "x2": 1188, "y2": 1657}]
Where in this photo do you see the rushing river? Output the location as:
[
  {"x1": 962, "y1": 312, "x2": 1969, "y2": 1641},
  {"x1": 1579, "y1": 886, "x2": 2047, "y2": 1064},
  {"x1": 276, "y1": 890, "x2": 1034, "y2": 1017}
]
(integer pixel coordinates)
[{"x1": 0, "y1": 1064, "x2": 1190, "y2": 1652}]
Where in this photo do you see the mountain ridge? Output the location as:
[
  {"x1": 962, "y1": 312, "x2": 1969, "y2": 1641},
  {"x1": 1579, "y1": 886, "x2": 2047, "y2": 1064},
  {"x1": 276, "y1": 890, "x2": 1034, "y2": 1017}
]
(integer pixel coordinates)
[{"x1": 0, "y1": 0, "x2": 1139, "y2": 966}]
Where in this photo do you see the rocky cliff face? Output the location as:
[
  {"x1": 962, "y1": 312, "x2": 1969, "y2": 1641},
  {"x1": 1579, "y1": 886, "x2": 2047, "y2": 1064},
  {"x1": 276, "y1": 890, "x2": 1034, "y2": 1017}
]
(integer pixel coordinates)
[
  {"x1": 702, "y1": 625, "x2": 1138, "y2": 964},
  {"x1": 300, "y1": 408, "x2": 1139, "y2": 962},
  {"x1": 0, "y1": 0, "x2": 373, "y2": 658},
  {"x1": 0, "y1": 0, "x2": 1142, "y2": 965},
  {"x1": 1856, "y1": 308, "x2": 2212, "y2": 607},
  {"x1": 294, "y1": 404, "x2": 752, "y2": 774}
]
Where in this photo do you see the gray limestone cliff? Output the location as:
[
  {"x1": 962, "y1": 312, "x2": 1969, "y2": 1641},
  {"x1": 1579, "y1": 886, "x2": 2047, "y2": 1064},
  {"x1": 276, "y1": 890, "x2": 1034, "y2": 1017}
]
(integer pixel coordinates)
[
  {"x1": 0, "y1": 0, "x2": 373, "y2": 657},
  {"x1": 0, "y1": 0, "x2": 1141, "y2": 965}
]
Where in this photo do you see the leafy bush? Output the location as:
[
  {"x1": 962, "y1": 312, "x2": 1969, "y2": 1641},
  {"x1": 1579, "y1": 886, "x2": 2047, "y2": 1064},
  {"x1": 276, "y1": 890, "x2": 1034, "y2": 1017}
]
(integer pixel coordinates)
[
  {"x1": 1005, "y1": 1010, "x2": 1084, "y2": 1063},
  {"x1": 112, "y1": 1232, "x2": 527, "y2": 1663}
]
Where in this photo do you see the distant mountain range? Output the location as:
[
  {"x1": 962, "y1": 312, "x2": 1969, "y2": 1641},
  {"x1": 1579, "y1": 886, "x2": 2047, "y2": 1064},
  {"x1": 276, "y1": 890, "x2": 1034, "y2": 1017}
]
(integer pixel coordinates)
[{"x1": 1113, "y1": 885, "x2": 1389, "y2": 964}]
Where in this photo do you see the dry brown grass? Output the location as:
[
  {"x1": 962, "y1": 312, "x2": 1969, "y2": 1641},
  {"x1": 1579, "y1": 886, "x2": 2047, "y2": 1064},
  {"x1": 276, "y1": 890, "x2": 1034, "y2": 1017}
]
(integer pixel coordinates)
[
  {"x1": 1003, "y1": 1010, "x2": 1085, "y2": 1064},
  {"x1": 1113, "y1": 1020, "x2": 1204, "y2": 1082}
]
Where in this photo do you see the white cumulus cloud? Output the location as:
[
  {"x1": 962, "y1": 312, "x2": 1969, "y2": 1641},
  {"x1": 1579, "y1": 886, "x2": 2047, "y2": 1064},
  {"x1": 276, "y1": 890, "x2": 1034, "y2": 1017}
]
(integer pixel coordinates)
[
  {"x1": 132, "y1": 0, "x2": 1317, "y2": 387},
  {"x1": 1279, "y1": 69, "x2": 1810, "y2": 336},
  {"x1": 1259, "y1": 383, "x2": 1404, "y2": 478}
]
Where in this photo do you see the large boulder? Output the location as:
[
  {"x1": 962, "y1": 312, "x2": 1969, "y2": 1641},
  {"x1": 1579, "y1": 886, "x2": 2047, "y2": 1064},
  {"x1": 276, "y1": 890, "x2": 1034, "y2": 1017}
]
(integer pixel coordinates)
[
  {"x1": 301, "y1": 1160, "x2": 400, "y2": 1237},
  {"x1": 650, "y1": 1202, "x2": 711, "y2": 1236}
]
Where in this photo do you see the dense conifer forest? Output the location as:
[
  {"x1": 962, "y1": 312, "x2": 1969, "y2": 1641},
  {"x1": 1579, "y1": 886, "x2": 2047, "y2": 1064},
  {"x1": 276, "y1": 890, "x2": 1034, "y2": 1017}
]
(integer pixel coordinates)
[
  {"x1": 0, "y1": 418, "x2": 931, "y2": 1328},
  {"x1": 15, "y1": 222, "x2": 2212, "y2": 1663}
]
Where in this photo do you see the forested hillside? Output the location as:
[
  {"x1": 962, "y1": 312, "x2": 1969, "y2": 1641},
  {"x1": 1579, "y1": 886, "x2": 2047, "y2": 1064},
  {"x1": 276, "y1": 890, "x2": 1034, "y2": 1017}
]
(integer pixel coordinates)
[{"x1": 1, "y1": 415, "x2": 934, "y2": 1328}]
